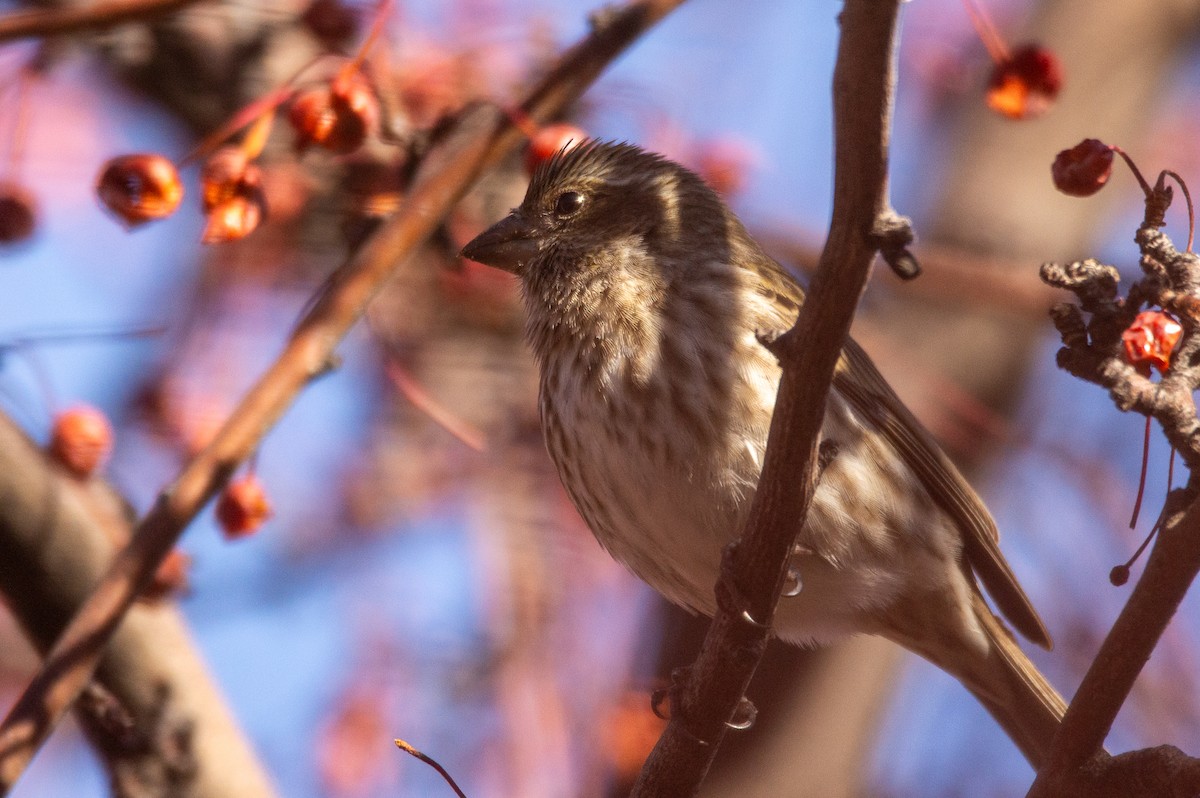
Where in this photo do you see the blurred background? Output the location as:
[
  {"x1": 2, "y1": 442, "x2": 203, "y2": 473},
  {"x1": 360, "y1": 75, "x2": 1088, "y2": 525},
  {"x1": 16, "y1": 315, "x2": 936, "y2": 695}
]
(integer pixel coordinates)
[{"x1": 1, "y1": 0, "x2": 1199, "y2": 795}]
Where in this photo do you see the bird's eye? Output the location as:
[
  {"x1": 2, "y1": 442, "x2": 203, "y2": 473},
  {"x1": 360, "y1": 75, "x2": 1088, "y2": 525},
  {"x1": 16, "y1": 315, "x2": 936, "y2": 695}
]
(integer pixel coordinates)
[{"x1": 553, "y1": 191, "x2": 585, "y2": 218}]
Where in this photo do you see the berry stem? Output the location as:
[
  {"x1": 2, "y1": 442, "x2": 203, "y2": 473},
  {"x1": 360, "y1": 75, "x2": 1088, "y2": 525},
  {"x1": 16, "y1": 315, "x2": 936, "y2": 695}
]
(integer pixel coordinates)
[
  {"x1": 340, "y1": 0, "x2": 393, "y2": 79},
  {"x1": 1110, "y1": 145, "x2": 1154, "y2": 199},
  {"x1": 239, "y1": 109, "x2": 275, "y2": 160},
  {"x1": 960, "y1": 0, "x2": 1010, "y2": 63},
  {"x1": 181, "y1": 85, "x2": 295, "y2": 165},
  {"x1": 1161, "y1": 169, "x2": 1195, "y2": 253},
  {"x1": 1129, "y1": 414, "x2": 1152, "y2": 529}
]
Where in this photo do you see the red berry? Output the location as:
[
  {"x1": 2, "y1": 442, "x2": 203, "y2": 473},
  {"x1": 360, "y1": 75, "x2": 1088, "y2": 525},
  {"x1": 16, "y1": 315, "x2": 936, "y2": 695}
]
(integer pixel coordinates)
[
  {"x1": 203, "y1": 192, "x2": 267, "y2": 244},
  {"x1": 289, "y1": 71, "x2": 379, "y2": 155},
  {"x1": 986, "y1": 43, "x2": 1062, "y2": 120},
  {"x1": 49, "y1": 404, "x2": 114, "y2": 478},
  {"x1": 0, "y1": 182, "x2": 37, "y2": 245},
  {"x1": 96, "y1": 153, "x2": 184, "y2": 228},
  {"x1": 216, "y1": 474, "x2": 273, "y2": 539},
  {"x1": 199, "y1": 146, "x2": 268, "y2": 243},
  {"x1": 1122, "y1": 310, "x2": 1183, "y2": 375},
  {"x1": 525, "y1": 123, "x2": 587, "y2": 174},
  {"x1": 200, "y1": 147, "x2": 257, "y2": 210},
  {"x1": 1052, "y1": 139, "x2": 1115, "y2": 197}
]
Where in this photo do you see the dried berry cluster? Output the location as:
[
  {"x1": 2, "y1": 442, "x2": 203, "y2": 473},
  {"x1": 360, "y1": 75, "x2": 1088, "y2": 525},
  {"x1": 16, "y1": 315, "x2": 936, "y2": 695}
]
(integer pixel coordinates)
[{"x1": 1041, "y1": 203, "x2": 1200, "y2": 471}]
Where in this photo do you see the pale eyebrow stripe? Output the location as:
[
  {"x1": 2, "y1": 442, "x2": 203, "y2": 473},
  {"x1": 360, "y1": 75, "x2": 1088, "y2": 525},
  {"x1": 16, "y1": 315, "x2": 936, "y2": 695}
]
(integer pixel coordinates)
[{"x1": 652, "y1": 171, "x2": 682, "y2": 238}]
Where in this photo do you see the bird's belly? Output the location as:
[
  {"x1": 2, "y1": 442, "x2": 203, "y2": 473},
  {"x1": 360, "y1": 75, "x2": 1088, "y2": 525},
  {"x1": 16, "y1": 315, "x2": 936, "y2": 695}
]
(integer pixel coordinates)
[{"x1": 542, "y1": 387, "x2": 935, "y2": 644}]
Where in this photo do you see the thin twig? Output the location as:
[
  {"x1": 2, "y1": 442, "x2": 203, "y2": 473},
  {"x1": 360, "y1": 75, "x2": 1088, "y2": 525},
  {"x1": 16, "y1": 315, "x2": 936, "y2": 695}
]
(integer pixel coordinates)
[
  {"x1": 0, "y1": 0, "x2": 205, "y2": 44},
  {"x1": 629, "y1": 0, "x2": 905, "y2": 793},
  {"x1": 0, "y1": 1, "x2": 686, "y2": 791},
  {"x1": 385, "y1": 362, "x2": 487, "y2": 452},
  {"x1": 395, "y1": 739, "x2": 468, "y2": 798}
]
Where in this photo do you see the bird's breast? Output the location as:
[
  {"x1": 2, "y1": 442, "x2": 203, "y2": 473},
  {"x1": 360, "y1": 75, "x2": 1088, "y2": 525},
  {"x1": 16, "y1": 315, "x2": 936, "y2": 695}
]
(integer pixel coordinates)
[{"x1": 536, "y1": 326, "x2": 774, "y2": 613}]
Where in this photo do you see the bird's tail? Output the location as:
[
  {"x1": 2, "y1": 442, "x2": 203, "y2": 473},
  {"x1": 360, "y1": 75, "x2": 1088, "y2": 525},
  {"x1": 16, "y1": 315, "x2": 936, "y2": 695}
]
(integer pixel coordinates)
[
  {"x1": 957, "y1": 592, "x2": 1068, "y2": 769},
  {"x1": 886, "y1": 591, "x2": 1068, "y2": 769}
]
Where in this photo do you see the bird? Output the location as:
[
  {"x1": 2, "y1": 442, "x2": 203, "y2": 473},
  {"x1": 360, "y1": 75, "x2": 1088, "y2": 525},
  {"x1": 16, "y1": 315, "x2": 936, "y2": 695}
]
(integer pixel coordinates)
[{"x1": 461, "y1": 140, "x2": 1066, "y2": 767}]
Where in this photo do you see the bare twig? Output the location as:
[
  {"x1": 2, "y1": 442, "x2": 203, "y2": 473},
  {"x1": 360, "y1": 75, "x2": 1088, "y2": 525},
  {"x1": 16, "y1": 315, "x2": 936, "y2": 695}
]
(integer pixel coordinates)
[
  {"x1": 385, "y1": 362, "x2": 488, "y2": 453},
  {"x1": 395, "y1": 739, "x2": 467, "y2": 798},
  {"x1": 0, "y1": 0, "x2": 205, "y2": 44},
  {"x1": 0, "y1": 1, "x2": 686, "y2": 791},
  {"x1": 628, "y1": 1, "x2": 904, "y2": 794}
]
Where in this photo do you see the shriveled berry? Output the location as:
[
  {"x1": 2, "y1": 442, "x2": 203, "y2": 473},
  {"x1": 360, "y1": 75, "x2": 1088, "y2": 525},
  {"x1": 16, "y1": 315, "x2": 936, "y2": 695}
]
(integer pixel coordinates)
[
  {"x1": 986, "y1": 43, "x2": 1062, "y2": 120},
  {"x1": 96, "y1": 153, "x2": 183, "y2": 228},
  {"x1": 0, "y1": 182, "x2": 37, "y2": 245},
  {"x1": 1052, "y1": 139, "x2": 1115, "y2": 197},
  {"x1": 1122, "y1": 310, "x2": 1183, "y2": 374},
  {"x1": 216, "y1": 474, "x2": 273, "y2": 539},
  {"x1": 49, "y1": 404, "x2": 114, "y2": 478},
  {"x1": 525, "y1": 123, "x2": 587, "y2": 174}
]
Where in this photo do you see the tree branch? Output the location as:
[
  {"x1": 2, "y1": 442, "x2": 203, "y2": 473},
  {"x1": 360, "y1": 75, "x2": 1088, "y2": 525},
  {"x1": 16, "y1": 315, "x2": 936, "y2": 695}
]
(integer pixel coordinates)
[
  {"x1": 629, "y1": 1, "x2": 905, "y2": 794},
  {"x1": 0, "y1": 410, "x2": 277, "y2": 797},
  {"x1": 0, "y1": 0, "x2": 687, "y2": 791},
  {"x1": 0, "y1": 0, "x2": 206, "y2": 44},
  {"x1": 1030, "y1": 181, "x2": 1200, "y2": 796},
  {"x1": 1025, "y1": 489, "x2": 1200, "y2": 797}
]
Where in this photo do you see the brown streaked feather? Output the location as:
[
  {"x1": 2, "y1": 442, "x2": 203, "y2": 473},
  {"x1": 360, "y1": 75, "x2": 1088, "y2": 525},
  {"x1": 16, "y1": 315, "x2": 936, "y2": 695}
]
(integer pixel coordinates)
[{"x1": 834, "y1": 339, "x2": 1053, "y2": 649}]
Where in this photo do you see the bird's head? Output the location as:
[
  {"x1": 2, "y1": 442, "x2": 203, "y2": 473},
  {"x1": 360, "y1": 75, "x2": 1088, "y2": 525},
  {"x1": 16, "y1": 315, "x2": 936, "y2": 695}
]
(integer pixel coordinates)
[{"x1": 461, "y1": 140, "x2": 731, "y2": 282}]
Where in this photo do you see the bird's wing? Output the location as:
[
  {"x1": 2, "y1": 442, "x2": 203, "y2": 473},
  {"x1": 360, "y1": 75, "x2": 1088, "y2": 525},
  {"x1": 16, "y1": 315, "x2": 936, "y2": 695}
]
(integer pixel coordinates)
[{"x1": 833, "y1": 339, "x2": 1052, "y2": 649}]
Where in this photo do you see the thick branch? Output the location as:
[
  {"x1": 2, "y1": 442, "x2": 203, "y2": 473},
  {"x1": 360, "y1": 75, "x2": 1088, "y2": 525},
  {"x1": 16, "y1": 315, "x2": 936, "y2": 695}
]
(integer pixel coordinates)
[
  {"x1": 0, "y1": 0, "x2": 686, "y2": 791},
  {"x1": 0, "y1": 411, "x2": 276, "y2": 797},
  {"x1": 629, "y1": 1, "x2": 903, "y2": 794},
  {"x1": 0, "y1": 0, "x2": 205, "y2": 44},
  {"x1": 1026, "y1": 488, "x2": 1200, "y2": 797}
]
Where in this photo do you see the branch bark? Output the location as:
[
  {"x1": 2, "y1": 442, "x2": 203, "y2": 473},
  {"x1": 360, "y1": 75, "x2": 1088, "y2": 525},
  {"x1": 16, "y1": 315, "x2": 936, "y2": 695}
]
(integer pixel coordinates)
[
  {"x1": 0, "y1": 0, "x2": 687, "y2": 791},
  {"x1": 628, "y1": 1, "x2": 904, "y2": 794}
]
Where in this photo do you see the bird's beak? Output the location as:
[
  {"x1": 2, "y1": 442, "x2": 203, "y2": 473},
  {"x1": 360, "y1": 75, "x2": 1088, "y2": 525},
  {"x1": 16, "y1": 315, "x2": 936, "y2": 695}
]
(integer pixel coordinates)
[{"x1": 460, "y1": 212, "x2": 540, "y2": 275}]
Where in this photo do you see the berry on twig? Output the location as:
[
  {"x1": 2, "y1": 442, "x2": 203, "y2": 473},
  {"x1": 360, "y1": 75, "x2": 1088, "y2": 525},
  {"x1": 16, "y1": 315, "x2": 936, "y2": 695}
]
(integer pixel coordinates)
[
  {"x1": 96, "y1": 154, "x2": 183, "y2": 228},
  {"x1": 986, "y1": 43, "x2": 1062, "y2": 121},
  {"x1": 1051, "y1": 139, "x2": 1114, "y2": 197},
  {"x1": 961, "y1": 0, "x2": 1061, "y2": 120},
  {"x1": 216, "y1": 474, "x2": 273, "y2": 539}
]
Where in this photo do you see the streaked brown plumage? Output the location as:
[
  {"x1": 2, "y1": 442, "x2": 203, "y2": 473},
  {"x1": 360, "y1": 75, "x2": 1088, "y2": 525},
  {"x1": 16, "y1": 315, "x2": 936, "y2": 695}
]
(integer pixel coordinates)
[{"x1": 462, "y1": 141, "x2": 1066, "y2": 766}]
